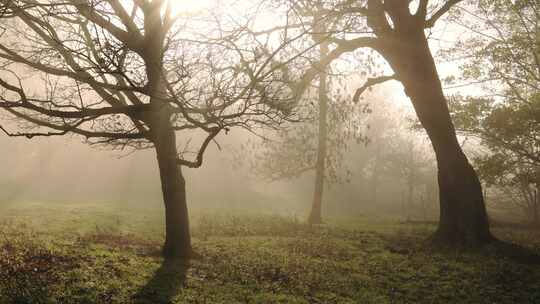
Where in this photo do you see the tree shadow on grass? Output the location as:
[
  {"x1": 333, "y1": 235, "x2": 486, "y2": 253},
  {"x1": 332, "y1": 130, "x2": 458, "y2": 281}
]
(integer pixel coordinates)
[
  {"x1": 425, "y1": 238, "x2": 540, "y2": 265},
  {"x1": 385, "y1": 230, "x2": 540, "y2": 265},
  {"x1": 485, "y1": 240, "x2": 540, "y2": 265},
  {"x1": 133, "y1": 258, "x2": 190, "y2": 304}
]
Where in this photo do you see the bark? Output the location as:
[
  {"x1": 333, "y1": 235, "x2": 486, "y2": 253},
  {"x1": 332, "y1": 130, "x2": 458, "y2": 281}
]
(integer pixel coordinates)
[
  {"x1": 153, "y1": 111, "x2": 192, "y2": 258},
  {"x1": 424, "y1": 180, "x2": 437, "y2": 221},
  {"x1": 148, "y1": 74, "x2": 192, "y2": 258},
  {"x1": 308, "y1": 42, "x2": 329, "y2": 225},
  {"x1": 533, "y1": 204, "x2": 539, "y2": 228},
  {"x1": 533, "y1": 184, "x2": 539, "y2": 228},
  {"x1": 378, "y1": 28, "x2": 492, "y2": 246},
  {"x1": 144, "y1": 23, "x2": 192, "y2": 258}
]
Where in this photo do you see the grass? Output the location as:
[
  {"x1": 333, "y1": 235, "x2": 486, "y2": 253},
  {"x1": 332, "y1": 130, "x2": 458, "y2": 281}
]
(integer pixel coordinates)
[{"x1": 0, "y1": 201, "x2": 539, "y2": 303}]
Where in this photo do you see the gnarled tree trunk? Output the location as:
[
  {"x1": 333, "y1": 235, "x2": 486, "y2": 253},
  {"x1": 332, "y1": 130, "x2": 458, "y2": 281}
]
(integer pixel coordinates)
[{"x1": 379, "y1": 29, "x2": 492, "y2": 246}]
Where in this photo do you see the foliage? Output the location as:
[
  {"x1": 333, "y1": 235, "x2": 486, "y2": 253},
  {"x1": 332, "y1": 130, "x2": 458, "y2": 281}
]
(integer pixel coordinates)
[
  {"x1": 446, "y1": 0, "x2": 539, "y2": 166},
  {"x1": 246, "y1": 85, "x2": 369, "y2": 184},
  {"x1": 446, "y1": 0, "x2": 539, "y2": 222}
]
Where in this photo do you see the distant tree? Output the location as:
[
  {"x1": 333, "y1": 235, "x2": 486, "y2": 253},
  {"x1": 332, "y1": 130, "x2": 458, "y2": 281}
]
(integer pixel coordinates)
[
  {"x1": 262, "y1": 0, "x2": 492, "y2": 246},
  {"x1": 474, "y1": 153, "x2": 539, "y2": 227},
  {"x1": 360, "y1": 101, "x2": 438, "y2": 220},
  {"x1": 0, "y1": 0, "x2": 298, "y2": 258},
  {"x1": 244, "y1": 4, "x2": 369, "y2": 225},
  {"x1": 249, "y1": 80, "x2": 368, "y2": 224},
  {"x1": 354, "y1": 97, "x2": 395, "y2": 206},
  {"x1": 381, "y1": 133, "x2": 437, "y2": 221}
]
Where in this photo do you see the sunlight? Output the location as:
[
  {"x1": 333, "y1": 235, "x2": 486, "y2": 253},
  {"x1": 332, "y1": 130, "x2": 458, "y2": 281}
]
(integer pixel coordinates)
[{"x1": 168, "y1": 0, "x2": 213, "y2": 15}]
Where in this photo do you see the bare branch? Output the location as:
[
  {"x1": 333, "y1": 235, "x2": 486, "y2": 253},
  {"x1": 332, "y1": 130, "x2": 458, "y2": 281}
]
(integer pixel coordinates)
[
  {"x1": 69, "y1": 0, "x2": 144, "y2": 53},
  {"x1": 177, "y1": 128, "x2": 220, "y2": 168},
  {"x1": 296, "y1": 37, "x2": 380, "y2": 100},
  {"x1": 353, "y1": 74, "x2": 396, "y2": 103}
]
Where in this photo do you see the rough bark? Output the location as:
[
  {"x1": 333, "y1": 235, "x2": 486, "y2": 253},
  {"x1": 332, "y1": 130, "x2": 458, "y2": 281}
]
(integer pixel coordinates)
[{"x1": 378, "y1": 27, "x2": 492, "y2": 246}]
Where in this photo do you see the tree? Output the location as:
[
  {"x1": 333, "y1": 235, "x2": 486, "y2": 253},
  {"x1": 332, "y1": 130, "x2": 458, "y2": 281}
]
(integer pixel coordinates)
[
  {"x1": 381, "y1": 132, "x2": 437, "y2": 221},
  {"x1": 445, "y1": 0, "x2": 539, "y2": 226},
  {"x1": 475, "y1": 153, "x2": 539, "y2": 227},
  {"x1": 359, "y1": 99, "x2": 438, "y2": 220},
  {"x1": 267, "y1": 0, "x2": 492, "y2": 246},
  {"x1": 0, "y1": 0, "x2": 298, "y2": 258},
  {"x1": 249, "y1": 80, "x2": 367, "y2": 224},
  {"x1": 446, "y1": 0, "x2": 539, "y2": 166},
  {"x1": 451, "y1": 97, "x2": 539, "y2": 226},
  {"x1": 308, "y1": 32, "x2": 330, "y2": 225},
  {"x1": 243, "y1": 3, "x2": 369, "y2": 225}
]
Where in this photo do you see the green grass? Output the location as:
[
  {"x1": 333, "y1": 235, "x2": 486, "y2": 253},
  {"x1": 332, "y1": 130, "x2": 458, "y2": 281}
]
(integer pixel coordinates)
[{"x1": 0, "y1": 201, "x2": 540, "y2": 303}]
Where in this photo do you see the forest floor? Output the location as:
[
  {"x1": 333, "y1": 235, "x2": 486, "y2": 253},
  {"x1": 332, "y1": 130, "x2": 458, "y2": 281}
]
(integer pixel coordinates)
[{"x1": 0, "y1": 201, "x2": 539, "y2": 303}]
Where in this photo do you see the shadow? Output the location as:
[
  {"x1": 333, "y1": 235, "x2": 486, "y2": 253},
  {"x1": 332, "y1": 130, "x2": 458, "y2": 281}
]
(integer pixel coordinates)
[
  {"x1": 424, "y1": 236, "x2": 540, "y2": 265},
  {"x1": 133, "y1": 258, "x2": 190, "y2": 304},
  {"x1": 486, "y1": 240, "x2": 540, "y2": 265},
  {"x1": 491, "y1": 219, "x2": 540, "y2": 231}
]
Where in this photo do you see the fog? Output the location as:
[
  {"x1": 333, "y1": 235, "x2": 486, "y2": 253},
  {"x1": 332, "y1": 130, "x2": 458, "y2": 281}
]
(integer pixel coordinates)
[
  {"x1": 1, "y1": 1, "x2": 539, "y2": 302},
  {"x1": 0, "y1": 83, "x2": 438, "y2": 222}
]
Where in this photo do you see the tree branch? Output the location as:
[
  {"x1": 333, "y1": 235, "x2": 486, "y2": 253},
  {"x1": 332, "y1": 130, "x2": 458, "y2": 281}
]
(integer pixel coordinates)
[
  {"x1": 353, "y1": 74, "x2": 396, "y2": 102},
  {"x1": 3, "y1": 107, "x2": 147, "y2": 140},
  {"x1": 425, "y1": 0, "x2": 463, "y2": 28},
  {"x1": 295, "y1": 37, "x2": 380, "y2": 100},
  {"x1": 177, "y1": 128, "x2": 220, "y2": 168},
  {"x1": 0, "y1": 77, "x2": 150, "y2": 119},
  {"x1": 69, "y1": 0, "x2": 144, "y2": 53}
]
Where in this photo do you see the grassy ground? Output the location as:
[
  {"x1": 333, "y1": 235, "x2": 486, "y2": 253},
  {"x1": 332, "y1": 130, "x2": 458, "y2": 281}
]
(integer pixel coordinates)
[{"x1": 0, "y1": 201, "x2": 539, "y2": 303}]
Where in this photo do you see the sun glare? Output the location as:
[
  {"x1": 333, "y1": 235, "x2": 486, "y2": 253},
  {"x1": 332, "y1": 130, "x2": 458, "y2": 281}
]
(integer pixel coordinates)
[{"x1": 169, "y1": 0, "x2": 213, "y2": 14}]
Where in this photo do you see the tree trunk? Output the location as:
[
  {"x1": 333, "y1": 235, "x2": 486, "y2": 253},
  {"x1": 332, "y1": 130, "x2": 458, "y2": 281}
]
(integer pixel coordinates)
[
  {"x1": 308, "y1": 40, "x2": 329, "y2": 225},
  {"x1": 405, "y1": 143, "x2": 414, "y2": 222},
  {"x1": 148, "y1": 73, "x2": 192, "y2": 258},
  {"x1": 379, "y1": 30, "x2": 492, "y2": 246},
  {"x1": 370, "y1": 143, "x2": 381, "y2": 204},
  {"x1": 406, "y1": 177, "x2": 413, "y2": 222},
  {"x1": 142, "y1": 14, "x2": 193, "y2": 258},
  {"x1": 153, "y1": 120, "x2": 192, "y2": 259},
  {"x1": 533, "y1": 184, "x2": 539, "y2": 228}
]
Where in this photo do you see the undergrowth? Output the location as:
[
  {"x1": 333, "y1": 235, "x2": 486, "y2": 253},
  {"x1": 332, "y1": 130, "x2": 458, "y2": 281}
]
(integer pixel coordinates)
[{"x1": 0, "y1": 214, "x2": 538, "y2": 303}]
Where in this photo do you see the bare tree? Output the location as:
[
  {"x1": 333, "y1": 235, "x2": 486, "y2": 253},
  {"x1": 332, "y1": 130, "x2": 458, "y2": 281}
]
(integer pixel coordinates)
[{"x1": 0, "y1": 0, "x2": 299, "y2": 258}]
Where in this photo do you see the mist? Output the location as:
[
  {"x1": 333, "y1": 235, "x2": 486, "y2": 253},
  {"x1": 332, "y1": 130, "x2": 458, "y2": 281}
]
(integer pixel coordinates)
[{"x1": 0, "y1": 0, "x2": 538, "y2": 303}]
